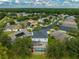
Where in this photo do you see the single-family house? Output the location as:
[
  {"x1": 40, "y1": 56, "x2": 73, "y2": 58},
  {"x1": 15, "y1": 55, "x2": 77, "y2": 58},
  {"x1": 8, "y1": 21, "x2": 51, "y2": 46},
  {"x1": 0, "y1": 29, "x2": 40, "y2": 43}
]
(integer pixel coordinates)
[
  {"x1": 4, "y1": 23, "x2": 22, "y2": 32},
  {"x1": 27, "y1": 19, "x2": 38, "y2": 28},
  {"x1": 32, "y1": 31, "x2": 48, "y2": 52},
  {"x1": 60, "y1": 16, "x2": 78, "y2": 31},
  {"x1": 17, "y1": 13, "x2": 30, "y2": 17},
  {"x1": 10, "y1": 29, "x2": 33, "y2": 41},
  {"x1": 58, "y1": 14, "x2": 69, "y2": 20},
  {"x1": 50, "y1": 30, "x2": 69, "y2": 41}
]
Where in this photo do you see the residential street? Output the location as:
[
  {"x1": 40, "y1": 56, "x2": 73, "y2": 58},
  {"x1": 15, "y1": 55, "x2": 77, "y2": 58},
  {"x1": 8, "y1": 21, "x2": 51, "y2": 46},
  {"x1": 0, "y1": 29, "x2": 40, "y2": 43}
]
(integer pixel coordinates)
[{"x1": 33, "y1": 19, "x2": 59, "y2": 38}]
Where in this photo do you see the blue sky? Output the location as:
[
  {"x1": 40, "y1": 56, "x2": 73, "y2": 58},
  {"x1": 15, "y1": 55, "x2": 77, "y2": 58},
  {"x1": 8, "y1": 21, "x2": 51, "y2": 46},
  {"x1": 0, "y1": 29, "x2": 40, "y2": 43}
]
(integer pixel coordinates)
[
  {"x1": 0, "y1": 0, "x2": 79, "y2": 2},
  {"x1": 0, "y1": 0, "x2": 79, "y2": 8},
  {"x1": 0, "y1": 0, "x2": 78, "y2": 3}
]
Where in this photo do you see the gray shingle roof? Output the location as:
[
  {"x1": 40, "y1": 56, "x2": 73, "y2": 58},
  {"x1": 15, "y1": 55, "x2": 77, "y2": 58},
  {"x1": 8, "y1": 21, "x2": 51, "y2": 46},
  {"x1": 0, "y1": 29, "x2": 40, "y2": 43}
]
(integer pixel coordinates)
[
  {"x1": 51, "y1": 30, "x2": 68, "y2": 40},
  {"x1": 32, "y1": 30, "x2": 48, "y2": 38},
  {"x1": 10, "y1": 29, "x2": 32, "y2": 41},
  {"x1": 61, "y1": 16, "x2": 77, "y2": 29}
]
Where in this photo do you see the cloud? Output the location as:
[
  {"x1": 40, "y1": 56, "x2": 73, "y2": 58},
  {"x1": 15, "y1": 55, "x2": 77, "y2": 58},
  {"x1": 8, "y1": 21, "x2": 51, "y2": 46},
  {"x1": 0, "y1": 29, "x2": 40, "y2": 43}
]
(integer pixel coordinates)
[
  {"x1": 72, "y1": 0, "x2": 79, "y2": 2},
  {"x1": 0, "y1": 0, "x2": 9, "y2": 1}
]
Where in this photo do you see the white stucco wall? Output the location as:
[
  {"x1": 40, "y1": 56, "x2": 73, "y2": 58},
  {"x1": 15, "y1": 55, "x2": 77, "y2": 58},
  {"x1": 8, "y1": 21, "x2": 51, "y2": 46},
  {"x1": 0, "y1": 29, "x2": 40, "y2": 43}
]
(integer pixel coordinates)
[{"x1": 32, "y1": 38, "x2": 48, "y2": 42}]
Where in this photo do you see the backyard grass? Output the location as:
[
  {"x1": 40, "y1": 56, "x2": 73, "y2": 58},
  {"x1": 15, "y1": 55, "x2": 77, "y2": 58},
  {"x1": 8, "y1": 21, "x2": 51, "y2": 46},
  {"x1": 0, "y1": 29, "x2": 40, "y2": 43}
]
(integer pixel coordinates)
[
  {"x1": 12, "y1": 54, "x2": 47, "y2": 59},
  {"x1": 14, "y1": 55, "x2": 78, "y2": 59},
  {"x1": 29, "y1": 55, "x2": 78, "y2": 59},
  {"x1": 29, "y1": 54, "x2": 47, "y2": 59}
]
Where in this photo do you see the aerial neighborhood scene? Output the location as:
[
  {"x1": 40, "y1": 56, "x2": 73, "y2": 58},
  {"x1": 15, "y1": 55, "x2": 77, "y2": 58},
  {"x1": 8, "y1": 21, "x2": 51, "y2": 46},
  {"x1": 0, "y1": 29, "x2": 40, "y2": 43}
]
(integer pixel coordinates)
[{"x1": 0, "y1": 0, "x2": 79, "y2": 59}]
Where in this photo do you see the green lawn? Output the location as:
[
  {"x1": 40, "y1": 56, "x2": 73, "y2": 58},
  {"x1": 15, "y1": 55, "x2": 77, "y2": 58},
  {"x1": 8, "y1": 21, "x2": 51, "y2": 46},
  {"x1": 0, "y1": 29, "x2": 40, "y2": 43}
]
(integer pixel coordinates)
[
  {"x1": 20, "y1": 55, "x2": 78, "y2": 59},
  {"x1": 29, "y1": 55, "x2": 47, "y2": 59},
  {"x1": 12, "y1": 54, "x2": 47, "y2": 59}
]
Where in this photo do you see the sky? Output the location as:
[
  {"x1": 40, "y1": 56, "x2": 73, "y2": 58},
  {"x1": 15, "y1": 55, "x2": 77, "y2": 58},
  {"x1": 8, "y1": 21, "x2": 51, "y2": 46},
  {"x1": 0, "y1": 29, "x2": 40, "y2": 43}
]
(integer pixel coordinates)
[
  {"x1": 0, "y1": 0, "x2": 9, "y2": 1},
  {"x1": 0, "y1": 0, "x2": 79, "y2": 8},
  {"x1": 0, "y1": 0, "x2": 79, "y2": 3},
  {"x1": 0, "y1": 0, "x2": 79, "y2": 2}
]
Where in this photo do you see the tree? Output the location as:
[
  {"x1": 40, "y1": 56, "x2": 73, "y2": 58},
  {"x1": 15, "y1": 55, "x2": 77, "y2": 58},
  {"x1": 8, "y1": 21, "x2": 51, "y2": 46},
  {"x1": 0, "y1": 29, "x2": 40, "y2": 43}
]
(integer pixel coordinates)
[
  {"x1": 11, "y1": 37, "x2": 32, "y2": 57},
  {"x1": 0, "y1": 12, "x2": 6, "y2": 20},
  {"x1": 17, "y1": 16, "x2": 29, "y2": 21},
  {"x1": 0, "y1": 43, "x2": 8, "y2": 59},
  {"x1": 64, "y1": 29, "x2": 79, "y2": 57},
  {"x1": 47, "y1": 38, "x2": 65, "y2": 59},
  {"x1": 47, "y1": 28, "x2": 79, "y2": 59},
  {"x1": 0, "y1": 33, "x2": 11, "y2": 49},
  {"x1": 0, "y1": 16, "x2": 12, "y2": 28}
]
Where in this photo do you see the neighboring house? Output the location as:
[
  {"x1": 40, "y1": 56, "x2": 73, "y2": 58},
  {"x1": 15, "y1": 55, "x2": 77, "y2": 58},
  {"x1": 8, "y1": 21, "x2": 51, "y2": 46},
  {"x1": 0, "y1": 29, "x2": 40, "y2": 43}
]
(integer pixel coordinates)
[
  {"x1": 60, "y1": 16, "x2": 78, "y2": 31},
  {"x1": 10, "y1": 29, "x2": 33, "y2": 41},
  {"x1": 17, "y1": 13, "x2": 30, "y2": 17},
  {"x1": 38, "y1": 16, "x2": 54, "y2": 24},
  {"x1": 50, "y1": 30, "x2": 69, "y2": 41},
  {"x1": 38, "y1": 17, "x2": 49, "y2": 23},
  {"x1": 58, "y1": 14, "x2": 69, "y2": 20},
  {"x1": 32, "y1": 31, "x2": 48, "y2": 52},
  {"x1": 17, "y1": 13, "x2": 22, "y2": 17},
  {"x1": 38, "y1": 18, "x2": 44, "y2": 23},
  {"x1": 27, "y1": 19, "x2": 38, "y2": 28},
  {"x1": 4, "y1": 23, "x2": 22, "y2": 32},
  {"x1": 22, "y1": 13, "x2": 30, "y2": 16}
]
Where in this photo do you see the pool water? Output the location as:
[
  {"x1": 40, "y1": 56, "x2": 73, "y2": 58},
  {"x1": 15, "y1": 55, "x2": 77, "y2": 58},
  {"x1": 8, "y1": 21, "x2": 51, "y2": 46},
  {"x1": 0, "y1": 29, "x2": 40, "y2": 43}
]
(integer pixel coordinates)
[{"x1": 35, "y1": 48, "x2": 45, "y2": 52}]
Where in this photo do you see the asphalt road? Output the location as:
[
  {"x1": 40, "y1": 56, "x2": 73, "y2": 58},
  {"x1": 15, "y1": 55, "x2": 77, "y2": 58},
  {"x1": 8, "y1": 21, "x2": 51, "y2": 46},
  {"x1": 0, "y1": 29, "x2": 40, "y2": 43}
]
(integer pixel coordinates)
[{"x1": 32, "y1": 20, "x2": 59, "y2": 38}]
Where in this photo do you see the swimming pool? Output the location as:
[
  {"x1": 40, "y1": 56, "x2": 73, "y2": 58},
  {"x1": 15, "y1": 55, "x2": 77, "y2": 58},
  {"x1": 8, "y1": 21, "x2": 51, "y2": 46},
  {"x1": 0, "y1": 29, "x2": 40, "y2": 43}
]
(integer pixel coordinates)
[{"x1": 35, "y1": 48, "x2": 45, "y2": 52}]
